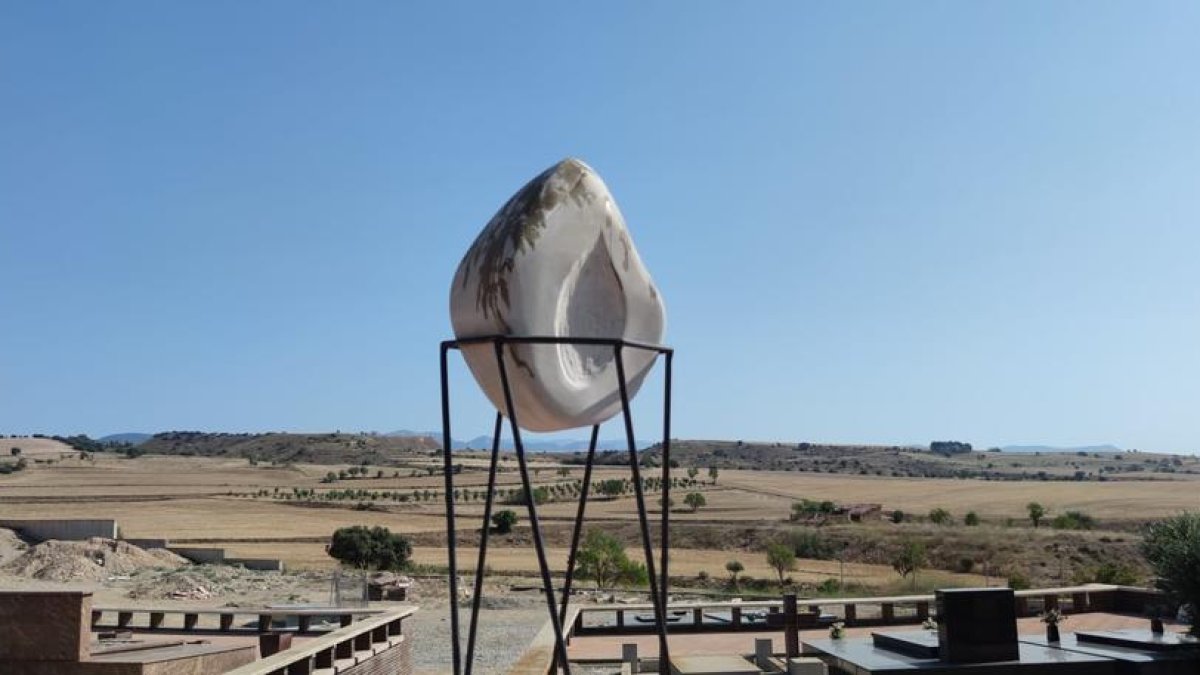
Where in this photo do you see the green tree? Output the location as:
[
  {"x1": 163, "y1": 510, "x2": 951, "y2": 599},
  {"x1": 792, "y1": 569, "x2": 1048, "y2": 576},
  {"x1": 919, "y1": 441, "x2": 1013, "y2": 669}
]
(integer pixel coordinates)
[
  {"x1": 766, "y1": 542, "x2": 796, "y2": 584},
  {"x1": 327, "y1": 525, "x2": 412, "y2": 570},
  {"x1": 725, "y1": 559, "x2": 744, "y2": 586},
  {"x1": 9, "y1": 447, "x2": 20, "y2": 456},
  {"x1": 684, "y1": 492, "x2": 707, "y2": 512},
  {"x1": 598, "y1": 479, "x2": 625, "y2": 498},
  {"x1": 491, "y1": 509, "x2": 518, "y2": 534},
  {"x1": 892, "y1": 539, "x2": 926, "y2": 589},
  {"x1": 964, "y1": 511, "x2": 980, "y2": 526},
  {"x1": 577, "y1": 530, "x2": 644, "y2": 588},
  {"x1": 928, "y1": 508, "x2": 952, "y2": 525},
  {"x1": 687, "y1": 467, "x2": 699, "y2": 482},
  {"x1": 1027, "y1": 502, "x2": 1046, "y2": 528},
  {"x1": 1142, "y1": 512, "x2": 1200, "y2": 635},
  {"x1": 708, "y1": 467, "x2": 719, "y2": 484}
]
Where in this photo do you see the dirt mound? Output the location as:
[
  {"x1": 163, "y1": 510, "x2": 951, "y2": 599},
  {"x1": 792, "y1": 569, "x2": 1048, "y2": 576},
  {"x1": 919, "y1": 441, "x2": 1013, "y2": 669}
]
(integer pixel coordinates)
[
  {"x1": 3, "y1": 538, "x2": 188, "y2": 582},
  {"x1": 0, "y1": 528, "x2": 29, "y2": 565},
  {"x1": 126, "y1": 565, "x2": 304, "y2": 602}
]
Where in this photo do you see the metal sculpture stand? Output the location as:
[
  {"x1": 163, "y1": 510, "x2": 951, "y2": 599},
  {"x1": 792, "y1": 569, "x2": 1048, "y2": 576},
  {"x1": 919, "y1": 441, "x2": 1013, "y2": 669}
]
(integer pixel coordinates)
[{"x1": 440, "y1": 336, "x2": 674, "y2": 675}]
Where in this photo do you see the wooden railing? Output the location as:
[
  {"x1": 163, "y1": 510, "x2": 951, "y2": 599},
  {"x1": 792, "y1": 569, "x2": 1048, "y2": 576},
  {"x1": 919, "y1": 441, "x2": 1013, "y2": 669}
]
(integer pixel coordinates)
[{"x1": 224, "y1": 606, "x2": 416, "y2": 675}]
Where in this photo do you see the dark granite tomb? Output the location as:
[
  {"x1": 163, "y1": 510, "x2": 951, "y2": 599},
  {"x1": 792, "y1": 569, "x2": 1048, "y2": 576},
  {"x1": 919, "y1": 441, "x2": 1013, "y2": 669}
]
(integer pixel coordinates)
[
  {"x1": 936, "y1": 587, "x2": 1019, "y2": 663},
  {"x1": 1076, "y1": 630, "x2": 1200, "y2": 652},
  {"x1": 872, "y1": 630, "x2": 941, "y2": 659}
]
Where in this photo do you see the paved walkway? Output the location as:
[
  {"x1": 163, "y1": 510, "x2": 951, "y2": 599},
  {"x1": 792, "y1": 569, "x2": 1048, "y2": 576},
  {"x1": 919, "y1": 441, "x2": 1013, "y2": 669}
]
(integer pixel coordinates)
[{"x1": 567, "y1": 612, "x2": 1185, "y2": 661}]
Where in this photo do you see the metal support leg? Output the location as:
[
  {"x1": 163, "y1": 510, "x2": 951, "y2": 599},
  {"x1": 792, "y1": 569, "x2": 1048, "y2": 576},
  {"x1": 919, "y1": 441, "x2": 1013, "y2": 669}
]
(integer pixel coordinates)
[
  {"x1": 560, "y1": 424, "x2": 599, "y2": 625},
  {"x1": 495, "y1": 341, "x2": 572, "y2": 674},
  {"x1": 465, "y1": 412, "x2": 504, "y2": 675},
  {"x1": 660, "y1": 352, "x2": 673, "y2": 617},
  {"x1": 440, "y1": 344, "x2": 462, "y2": 675},
  {"x1": 615, "y1": 346, "x2": 670, "y2": 674}
]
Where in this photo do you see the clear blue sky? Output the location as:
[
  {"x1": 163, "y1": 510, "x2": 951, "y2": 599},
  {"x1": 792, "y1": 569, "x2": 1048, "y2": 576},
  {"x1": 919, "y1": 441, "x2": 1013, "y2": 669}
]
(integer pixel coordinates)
[{"x1": 3, "y1": 2, "x2": 1198, "y2": 452}]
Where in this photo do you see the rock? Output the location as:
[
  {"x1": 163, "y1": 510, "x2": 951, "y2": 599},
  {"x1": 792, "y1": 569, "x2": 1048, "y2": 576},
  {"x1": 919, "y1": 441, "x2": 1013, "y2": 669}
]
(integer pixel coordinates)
[{"x1": 450, "y1": 158, "x2": 666, "y2": 432}]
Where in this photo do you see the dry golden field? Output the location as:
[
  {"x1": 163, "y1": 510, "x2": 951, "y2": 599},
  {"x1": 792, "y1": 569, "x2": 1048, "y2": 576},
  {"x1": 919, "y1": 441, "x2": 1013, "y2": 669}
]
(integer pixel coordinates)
[{"x1": 1, "y1": 437, "x2": 1193, "y2": 586}]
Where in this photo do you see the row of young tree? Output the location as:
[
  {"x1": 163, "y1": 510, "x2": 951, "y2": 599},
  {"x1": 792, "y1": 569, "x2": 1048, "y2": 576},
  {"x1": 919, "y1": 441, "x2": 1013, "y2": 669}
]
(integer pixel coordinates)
[{"x1": 239, "y1": 477, "x2": 712, "y2": 509}]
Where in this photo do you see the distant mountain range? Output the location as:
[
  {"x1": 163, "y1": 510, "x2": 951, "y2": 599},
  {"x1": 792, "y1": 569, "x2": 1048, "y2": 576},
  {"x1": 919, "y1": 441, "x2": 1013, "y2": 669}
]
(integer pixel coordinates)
[{"x1": 999, "y1": 444, "x2": 1123, "y2": 454}]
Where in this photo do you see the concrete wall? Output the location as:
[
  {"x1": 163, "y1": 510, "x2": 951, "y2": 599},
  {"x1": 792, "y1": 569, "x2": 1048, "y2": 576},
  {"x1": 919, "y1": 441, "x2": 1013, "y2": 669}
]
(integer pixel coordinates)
[
  {"x1": 167, "y1": 547, "x2": 226, "y2": 564},
  {"x1": 0, "y1": 519, "x2": 118, "y2": 542},
  {"x1": 121, "y1": 538, "x2": 169, "y2": 550},
  {"x1": 227, "y1": 557, "x2": 285, "y2": 572}
]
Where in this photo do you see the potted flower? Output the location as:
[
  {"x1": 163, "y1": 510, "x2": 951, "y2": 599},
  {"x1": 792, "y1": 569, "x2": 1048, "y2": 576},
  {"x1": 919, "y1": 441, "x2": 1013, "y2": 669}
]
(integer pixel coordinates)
[
  {"x1": 922, "y1": 617, "x2": 938, "y2": 632},
  {"x1": 1041, "y1": 607, "x2": 1065, "y2": 642},
  {"x1": 830, "y1": 621, "x2": 846, "y2": 640}
]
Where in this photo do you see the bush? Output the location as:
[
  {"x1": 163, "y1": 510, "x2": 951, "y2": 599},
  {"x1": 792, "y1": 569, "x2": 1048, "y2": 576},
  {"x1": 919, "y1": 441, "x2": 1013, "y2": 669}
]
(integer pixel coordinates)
[
  {"x1": 891, "y1": 510, "x2": 905, "y2": 524},
  {"x1": 1142, "y1": 512, "x2": 1200, "y2": 635},
  {"x1": 964, "y1": 511, "x2": 980, "y2": 526},
  {"x1": 491, "y1": 509, "x2": 518, "y2": 534},
  {"x1": 1007, "y1": 570, "x2": 1031, "y2": 590},
  {"x1": 786, "y1": 530, "x2": 831, "y2": 560},
  {"x1": 327, "y1": 525, "x2": 412, "y2": 570},
  {"x1": 817, "y1": 578, "x2": 841, "y2": 594},
  {"x1": 928, "y1": 508, "x2": 953, "y2": 525},
  {"x1": 1075, "y1": 561, "x2": 1140, "y2": 586},
  {"x1": 505, "y1": 486, "x2": 550, "y2": 506},
  {"x1": 956, "y1": 558, "x2": 976, "y2": 573},
  {"x1": 1051, "y1": 511, "x2": 1095, "y2": 530}
]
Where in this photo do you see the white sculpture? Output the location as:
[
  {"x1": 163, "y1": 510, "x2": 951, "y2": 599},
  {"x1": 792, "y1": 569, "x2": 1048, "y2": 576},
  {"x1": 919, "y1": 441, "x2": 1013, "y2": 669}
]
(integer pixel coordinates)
[{"x1": 450, "y1": 158, "x2": 666, "y2": 432}]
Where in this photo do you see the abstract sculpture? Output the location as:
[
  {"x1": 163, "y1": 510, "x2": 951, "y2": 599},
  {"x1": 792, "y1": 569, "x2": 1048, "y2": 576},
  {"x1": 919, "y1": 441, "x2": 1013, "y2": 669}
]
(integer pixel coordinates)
[
  {"x1": 440, "y1": 159, "x2": 673, "y2": 675},
  {"x1": 450, "y1": 158, "x2": 666, "y2": 431}
]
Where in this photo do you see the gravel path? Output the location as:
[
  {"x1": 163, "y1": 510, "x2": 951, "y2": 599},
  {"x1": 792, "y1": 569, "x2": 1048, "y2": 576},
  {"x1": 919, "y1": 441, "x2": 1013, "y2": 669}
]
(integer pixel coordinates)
[{"x1": 407, "y1": 594, "x2": 550, "y2": 675}]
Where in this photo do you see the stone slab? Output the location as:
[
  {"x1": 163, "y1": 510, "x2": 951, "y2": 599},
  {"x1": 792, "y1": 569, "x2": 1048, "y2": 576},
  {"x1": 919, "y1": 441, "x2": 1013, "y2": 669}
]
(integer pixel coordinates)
[
  {"x1": 1075, "y1": 629, "x2": 1200, "y2": 652},
  {"x1": 670, "y1": 654, "x2": 760, "y2": 674},
  {"x1": 803, "y1": 637, "x2": 1117, "y2": 674}
]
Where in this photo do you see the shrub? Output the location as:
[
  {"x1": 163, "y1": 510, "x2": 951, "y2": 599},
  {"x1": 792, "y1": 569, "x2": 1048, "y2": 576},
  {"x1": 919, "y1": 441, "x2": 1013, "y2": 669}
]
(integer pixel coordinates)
[
  {"x1": 928, "y1": 508, "x2": 952, "y2": 525},
  {"x1": 684, "y1": 492, "x2": 707, "y2": 512},
  {"x1": 786, "y1": 530, "x2": 831, "y2": 560},
  {"x1": 725, "y1": 559, "x2": 744, "y2": 585},
  {"x1": 956, "y1": 558, "x2": 976, "y2": 573},
  {"x1": 1142, "y1": 512, "x2": 1200, "y2": 635},
  {"x1": 1007, "y1": 570, "x2": 1031, "y2": 590},
  {"x1": 817, "y1": 578, "x2": 841, "y2": 594},
  {"x1": 491, "y1": 509, "x2": 518, "y2": 534},
  {"x1": 1051, "y1": 511, "x2": 1095, "y2": 530},
  {"x1": 327, "y1": 525, "x2": 412, "y2": 570},
  {"x1": 1075, "y1": 561, "x2": 1140, "y2": 586},
  {"x1": 891, "y1": 510, "x2": 905, "y2": 524},
  {"x1": 964, "y1": 512, "x2": 980, "y2": 526}
]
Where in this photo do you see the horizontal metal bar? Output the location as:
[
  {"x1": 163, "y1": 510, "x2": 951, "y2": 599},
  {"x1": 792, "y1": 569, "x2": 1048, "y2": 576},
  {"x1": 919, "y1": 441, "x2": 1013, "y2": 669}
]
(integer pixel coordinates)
[{"x1": 442, "y1": 335, "x2": 672, "y2": 355}]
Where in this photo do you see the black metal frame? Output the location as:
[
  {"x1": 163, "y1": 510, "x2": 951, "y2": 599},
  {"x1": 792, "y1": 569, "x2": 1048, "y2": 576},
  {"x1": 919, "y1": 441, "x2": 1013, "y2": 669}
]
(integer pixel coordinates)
[{"x1": 440, "y1": 335, "x2": 674, "y2": 675}]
